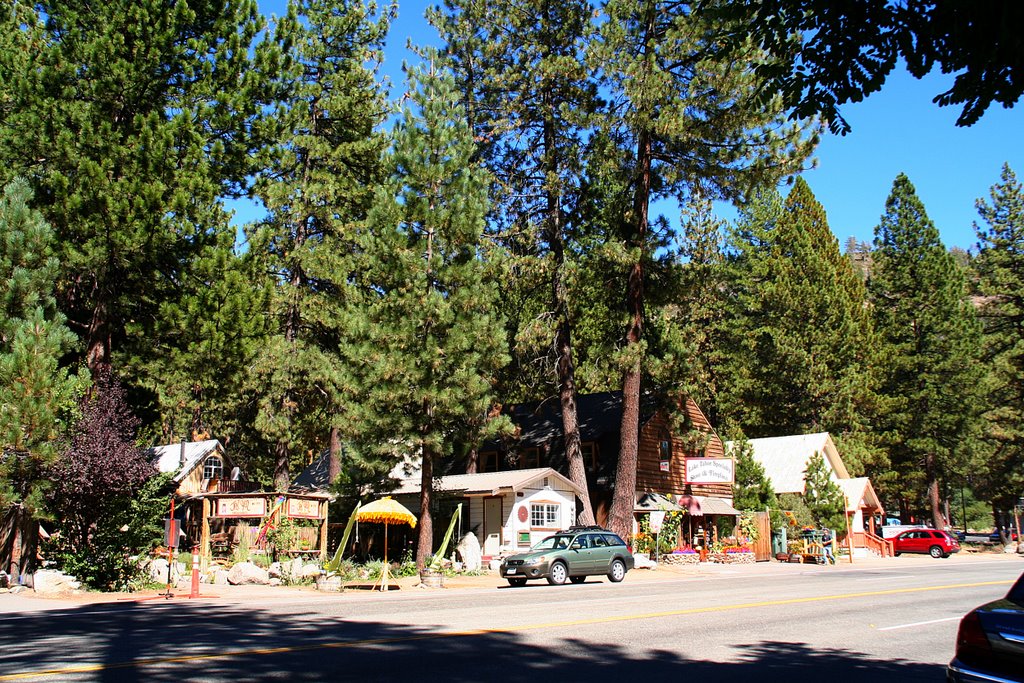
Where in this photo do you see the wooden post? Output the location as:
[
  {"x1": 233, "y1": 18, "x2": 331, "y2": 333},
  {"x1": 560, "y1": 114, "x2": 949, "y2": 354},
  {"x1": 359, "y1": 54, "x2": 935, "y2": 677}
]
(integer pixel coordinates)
[
  {"x1": 200, "y1": 498, "x2": 212, "y2": 571},
  {"x1": 319, "y1": 500, "x2": 328, "y2": 561},
  {"x1": 844, "y1": 497, "x2": 854, "y2": 564}
]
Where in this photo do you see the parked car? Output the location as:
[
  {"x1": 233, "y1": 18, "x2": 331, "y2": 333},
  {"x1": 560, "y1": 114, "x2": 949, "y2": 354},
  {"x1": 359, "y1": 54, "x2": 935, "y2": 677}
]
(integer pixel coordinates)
[
  {"x1": 891, "y1": 529, "x2": 960, "y2": 558},
  {"x1": 947, "y1": 571, "x2": 1024, "y2": 683},
  {"x1": 989, "y1": 528, "x2": 1019, "y2": 543},
  {"x1": 499, "y1": 526, "x2": 635, "y2": 586}
]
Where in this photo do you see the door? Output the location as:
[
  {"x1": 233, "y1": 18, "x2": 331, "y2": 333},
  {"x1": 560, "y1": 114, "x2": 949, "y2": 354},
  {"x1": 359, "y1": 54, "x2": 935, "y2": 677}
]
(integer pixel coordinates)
[{"x1": 482, "y1": 497, "x2": 502, "y2": 557}]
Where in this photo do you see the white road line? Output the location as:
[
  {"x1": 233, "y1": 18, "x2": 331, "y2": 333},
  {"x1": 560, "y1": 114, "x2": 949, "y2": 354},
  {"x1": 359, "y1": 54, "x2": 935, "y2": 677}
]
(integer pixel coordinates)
[{"x1": 878, "y1": 616, "x2": 961, "y2": 631}]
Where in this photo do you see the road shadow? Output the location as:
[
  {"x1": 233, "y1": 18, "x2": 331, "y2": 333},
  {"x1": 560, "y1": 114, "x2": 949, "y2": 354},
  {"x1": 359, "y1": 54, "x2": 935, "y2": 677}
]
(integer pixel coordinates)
[{"x1": 0, "y1": 601, "x2": 943, "y2": 682}]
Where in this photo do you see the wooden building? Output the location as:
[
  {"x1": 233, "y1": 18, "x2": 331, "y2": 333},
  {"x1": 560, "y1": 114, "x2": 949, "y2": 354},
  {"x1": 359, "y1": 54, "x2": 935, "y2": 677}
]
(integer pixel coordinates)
[{"x1": 477, "y1": 391, "x2": 737, "y2": 533}]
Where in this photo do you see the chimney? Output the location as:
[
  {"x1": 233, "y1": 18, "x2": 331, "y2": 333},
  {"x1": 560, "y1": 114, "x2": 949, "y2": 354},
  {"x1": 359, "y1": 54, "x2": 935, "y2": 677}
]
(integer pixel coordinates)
[{"x1": 179, "y1": 439, "x2": 187, "y2": 468}]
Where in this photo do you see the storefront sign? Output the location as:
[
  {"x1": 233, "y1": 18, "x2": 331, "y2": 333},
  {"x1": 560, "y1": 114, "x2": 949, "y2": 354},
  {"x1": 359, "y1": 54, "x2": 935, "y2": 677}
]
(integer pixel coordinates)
[
  {"x1": 684, "y1": 458, "x2": 735, "y2": 484},
  {"x1": 659, "y1": 460, "x2": 670, "y2": 472},
  {"x1": 287, "y1": 498, "x2": 321, "y2": 519},
  {"x1": 215, "y1": 497, "x2": 266, "y2": 518},
  {"x1": 649, "y1": 511, "x2": 666, "y2": 533}
]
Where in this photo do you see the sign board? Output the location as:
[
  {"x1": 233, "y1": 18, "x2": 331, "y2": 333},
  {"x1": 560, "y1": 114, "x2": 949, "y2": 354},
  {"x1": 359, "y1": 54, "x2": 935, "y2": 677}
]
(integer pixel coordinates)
[
  {"x1": 518, "y1": 531, "x2": 531, "y2": 546},
  {"x1": 659, "y1": 460, "x2": 670, "y2": 472},
  {"x1": 684, "y1": 457, "x2": 735, "y2": 484},
  {"x1": 287, "y1": 498, "x2": 321, "y2": 519},
  {"x1": 164, "y1": 520, "x2": 180, "y2": 548},
  {"x1": 216, "y1": 497, "x2": 267, "y2": 518},
  {"x1": 649, "y1": 511, "x2": 666, "y2": 533}
]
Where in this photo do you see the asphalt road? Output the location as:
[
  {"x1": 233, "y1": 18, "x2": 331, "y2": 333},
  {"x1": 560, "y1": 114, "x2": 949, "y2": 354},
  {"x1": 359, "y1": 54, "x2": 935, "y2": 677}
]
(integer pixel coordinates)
[{"x1": 1, "y1": 555, "x2": 1020, "y2": 682}]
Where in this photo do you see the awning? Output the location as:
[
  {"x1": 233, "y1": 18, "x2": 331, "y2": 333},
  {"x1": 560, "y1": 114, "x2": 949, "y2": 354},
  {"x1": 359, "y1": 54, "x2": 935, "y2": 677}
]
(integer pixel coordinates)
[{"x1": 692, "y1": 495, "x2": 741, "y2": 517}]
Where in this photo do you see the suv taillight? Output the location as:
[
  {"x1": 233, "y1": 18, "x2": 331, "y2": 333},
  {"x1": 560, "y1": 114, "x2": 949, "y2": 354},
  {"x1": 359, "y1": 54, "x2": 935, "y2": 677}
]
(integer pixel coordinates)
[{"x1": 955, "y1": 611, "x2": 992, "y2": 661}]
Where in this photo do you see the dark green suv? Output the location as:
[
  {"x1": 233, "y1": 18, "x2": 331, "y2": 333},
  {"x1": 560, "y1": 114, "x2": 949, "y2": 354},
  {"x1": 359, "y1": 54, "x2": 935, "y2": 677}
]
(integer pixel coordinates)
[{"x1": 499, "y1": 526, "x2": 635, "y2": 586}]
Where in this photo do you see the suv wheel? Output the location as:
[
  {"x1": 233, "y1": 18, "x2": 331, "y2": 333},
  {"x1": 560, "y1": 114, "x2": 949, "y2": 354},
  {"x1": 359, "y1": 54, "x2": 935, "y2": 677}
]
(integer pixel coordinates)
[
  {"x1": 929, "y1": 545, "x2": 943, "y2": 558},
  {"x1": 608, "y1": 558, "x2": 626, "y2": 583},
  {"x1": 547, "y1": 561, "x2": 568, "y2": 585}
]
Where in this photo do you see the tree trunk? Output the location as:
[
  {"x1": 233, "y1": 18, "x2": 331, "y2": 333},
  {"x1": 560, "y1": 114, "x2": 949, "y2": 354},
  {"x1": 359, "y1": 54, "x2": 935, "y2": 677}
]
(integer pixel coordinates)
[
  {"x1": 608, "y1": 126, "x2": 653, "y2": 542},
  {"x1": 543, "y1": 98, "x2": 594, "y2": 526},
  {"x1": 273, "y1": 438, "x2": 291, "y2": 492},
  {"x1": 328, "y1": 426, "x2": 342, "y2": 485},
  {"x1": 86, "y1": 297, "x2": 112, "y2": 373},
  {"x1": 416, "y1": 443, "x2": 435, "y2": 571},
  {"x1": 926, "y1": 455, "x2": 945, "y2": 530}
]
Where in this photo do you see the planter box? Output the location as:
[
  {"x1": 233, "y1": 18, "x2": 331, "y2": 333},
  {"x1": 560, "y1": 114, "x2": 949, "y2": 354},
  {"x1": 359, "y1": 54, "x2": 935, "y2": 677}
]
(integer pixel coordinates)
[
  {"x1": 661, "y1": 553, "x2": 700, "y2": 565},
  {"x1": 419, "y1": 570, "x2": 445, "y2": 588},
  {"x1": 316, "y1": 575, "x2": 343, "y2": 592},
  {"x1": 708, "y1": 552, "x2": 755, "y2": 565}
]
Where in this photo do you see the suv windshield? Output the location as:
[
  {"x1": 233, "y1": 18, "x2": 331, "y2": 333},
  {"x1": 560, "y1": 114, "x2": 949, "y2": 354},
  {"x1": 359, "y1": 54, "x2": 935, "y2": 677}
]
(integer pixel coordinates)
[{"x1": 532, "y1": 534, "x2": 574, "y2": 551}]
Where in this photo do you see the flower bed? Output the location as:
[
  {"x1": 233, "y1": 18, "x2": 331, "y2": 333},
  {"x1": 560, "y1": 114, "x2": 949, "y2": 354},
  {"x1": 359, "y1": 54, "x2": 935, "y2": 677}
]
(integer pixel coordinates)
[
  {"x1": 708, "y1": 550, "x2": 755, "y2": 564},
  {"x1": 660, "y1": 552, "x2": 700, "y2": 565}
]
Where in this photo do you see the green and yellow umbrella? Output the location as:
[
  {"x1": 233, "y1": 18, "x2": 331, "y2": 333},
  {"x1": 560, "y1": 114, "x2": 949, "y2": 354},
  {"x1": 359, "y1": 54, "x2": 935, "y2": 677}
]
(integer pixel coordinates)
[{"x1": 356, "y1": 497, "x2": 417, "y2": 590}]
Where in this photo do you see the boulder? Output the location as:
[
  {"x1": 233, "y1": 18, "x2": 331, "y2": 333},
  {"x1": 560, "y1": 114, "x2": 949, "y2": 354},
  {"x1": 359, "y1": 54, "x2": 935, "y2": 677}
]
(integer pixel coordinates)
[
  {"x1": 299, "y1": 563, "x2": 322, "y2": 580},
  {"x1": 268, "y1": 562, "x2": 283, "y2": 579},
  {"x1": 212, "y1": 570, "x2": 230, "y2": 585},
  {"x1": 288, "y1": 558, "x2": 303, "y2": 579},
  {"x1": 33, "y1": 569, "x2": 81, "y2": 594},
  {"x1": 456, "y1": 533, "x2": 482, "y2": 571},
  {"x1": 227, "y1": 561, "x2": 270, "y2": 585},
  {"x1": 632, "y1": 554, "x2": 657, "y2": 570}
]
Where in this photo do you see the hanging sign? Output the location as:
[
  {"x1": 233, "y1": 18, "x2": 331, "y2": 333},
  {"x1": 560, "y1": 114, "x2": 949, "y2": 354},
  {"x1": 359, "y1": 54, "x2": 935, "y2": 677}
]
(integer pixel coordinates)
[
  {"x1": 215, "y1": 497, "x2": 266, "y2": 518},
  {"x1": 287, "y1": 498, "x2": 321, "y2": 519},
  {"x1": 684, "y1": 458, "x2": 735, "y2": 484}
]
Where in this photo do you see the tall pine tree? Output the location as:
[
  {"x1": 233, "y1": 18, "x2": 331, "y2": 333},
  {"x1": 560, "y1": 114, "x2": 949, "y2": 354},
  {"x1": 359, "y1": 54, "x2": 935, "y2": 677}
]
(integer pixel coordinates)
[
  {"x1": 0, "y1": 179, "x2": 81, "y2": 580},
  {"x1": 248, "y1": 0, "x2": 391, "y2": 489},
  {"x1": 0, "y1": 0, "x2": 274, "y2": 375},
  {"x1": 869, "y1": 173, "x2": 984, "y2": 528},
  {"x1": 589, "y1": 0, "x2": 817, "y2": 539},
  {"x1": 430, "y1": 0, "x2": 601, "y2": 522},
  {"x1": 361, "y1": 61, "x2": 509, "y2": 569},
  {"x1": 724, "y1": 177, "x2": 880, "y2": 472},
  {"x1": 972, "y1": 163, "x2": 1024, "y2": 514}
]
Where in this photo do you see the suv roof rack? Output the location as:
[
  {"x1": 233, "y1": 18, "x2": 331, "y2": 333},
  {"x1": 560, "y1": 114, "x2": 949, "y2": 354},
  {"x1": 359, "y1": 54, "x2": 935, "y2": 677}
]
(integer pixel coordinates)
[{"x1": 567, "y1": 525, "x2": 607, "y2": 532}]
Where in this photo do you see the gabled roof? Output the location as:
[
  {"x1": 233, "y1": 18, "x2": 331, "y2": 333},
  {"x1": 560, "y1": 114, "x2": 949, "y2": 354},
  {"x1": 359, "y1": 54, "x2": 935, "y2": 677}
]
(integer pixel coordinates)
[
  {"x1": 501, "y1": 391, "x2": 661, "y2": 447},
  {"x1": 729, "y1": 432, "x2": 850, "y2": 494},
  {"x1": 838, "y1": 477, "x2": 884, "y2": 514},
  {"x1": 149, "y1": 440, "x2": 224, "y2": 483},
  {"x1": 389, "y1": 467, "x2": 584, "y2": 498}
]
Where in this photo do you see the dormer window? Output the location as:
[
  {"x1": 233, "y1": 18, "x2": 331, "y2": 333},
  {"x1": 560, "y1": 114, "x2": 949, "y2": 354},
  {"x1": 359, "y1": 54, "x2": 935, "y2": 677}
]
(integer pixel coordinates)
[
  {"x1": 203, "y1": 455, "x2": 223, "y2": 480},
  {"x1": 520, "y1": 447, "x2": 540, "y2": 469},
  {"x1": 479, "y1": 451, "x2": 499, "y2": 473}
]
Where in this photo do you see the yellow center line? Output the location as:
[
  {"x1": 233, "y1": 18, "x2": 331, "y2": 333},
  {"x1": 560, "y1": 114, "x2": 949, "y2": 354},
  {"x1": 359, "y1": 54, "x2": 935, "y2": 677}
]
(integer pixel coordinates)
[{"x1": 2, "y1": 579, "x2": 1009, "y2": 681}]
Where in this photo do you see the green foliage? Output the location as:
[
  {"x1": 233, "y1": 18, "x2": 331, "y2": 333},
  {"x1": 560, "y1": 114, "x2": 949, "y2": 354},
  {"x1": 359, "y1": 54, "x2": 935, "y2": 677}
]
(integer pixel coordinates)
[
  {"x1": 869, "y1": 174, "x2": 985, "y2": 527},
  {"x1": 591, "y1": 0, "x2": 818, "y2": 539},
  {"x1": 711, "y1": 2, "x2": 1024, "y2": 132},
  {"x1": 730, "y1": 434, "x2": 777, "y2": 512},
  {"x1": 778, "y1": 493, "x2": 814, "y2": 528},
  {"x1": 360, "y1": 60, "x2": 510, "y2": 567},
  {"x1": 46, "y1": 473, "x2": 175, "y2": 592},
  {"x1": 972, "y1": 164, "x2": 1024, "y2": 511},
  {"x1": 0, "y1": 179, "x2": 82, "y2": 514},
  {"x1": 246, "y1": 0, "x2": 392, "y2": 489},
  {"x1": 0, "y1": 0, "x2": 274, "y2": 373},
  {"x1": 737, "y1": 513, "x2": 760, "y2": 543},
  {"x1": 803, "y1": 453, "x2": 847, "y2": 532},
  {"x1": 723, "y1": 178, "x2": 878, "y2": 449}
]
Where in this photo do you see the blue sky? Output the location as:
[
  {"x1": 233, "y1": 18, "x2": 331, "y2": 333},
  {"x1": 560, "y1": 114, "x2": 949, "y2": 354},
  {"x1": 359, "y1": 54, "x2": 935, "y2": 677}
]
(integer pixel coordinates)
[{"x1": 252, "y1": 0, "x2": 1023, "y2": 252}]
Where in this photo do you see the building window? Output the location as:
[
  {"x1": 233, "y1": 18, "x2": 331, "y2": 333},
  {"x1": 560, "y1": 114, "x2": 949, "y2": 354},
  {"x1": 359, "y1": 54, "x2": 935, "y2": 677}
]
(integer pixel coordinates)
[
  {"x1": 530, "y1": 502, "x2": 560, "y2": 528},
  {"x1": 478, "y1": 451, "x2": 499, "y2": 473},
  {"x1": 581, "y1": 442, "x2": 598, "y2": 470},
  {"x1": 203, "y1": 455, "x2": 223, "y2": 480},
  {"x1": 659, "y1": 432, "x2": 672, "y2": 461},
  {"x1": 520, "y1": 447, "x2": 540, "y2": 469}
]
